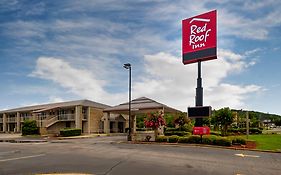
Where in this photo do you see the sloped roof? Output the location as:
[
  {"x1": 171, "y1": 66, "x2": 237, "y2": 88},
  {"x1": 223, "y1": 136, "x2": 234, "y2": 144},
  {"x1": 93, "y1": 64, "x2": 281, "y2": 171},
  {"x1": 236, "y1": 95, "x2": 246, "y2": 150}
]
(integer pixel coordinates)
[
  {"x1": 104, "y1": 97, "x2": 181, "y2": 113},
  {"x1": 0, "y1": 99, "x2": 111, "y2": 114}
]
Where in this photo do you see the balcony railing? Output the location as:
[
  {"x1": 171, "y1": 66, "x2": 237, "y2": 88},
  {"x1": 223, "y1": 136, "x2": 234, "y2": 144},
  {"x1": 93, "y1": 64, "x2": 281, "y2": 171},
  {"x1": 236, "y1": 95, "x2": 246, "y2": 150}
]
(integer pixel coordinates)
[
  {"x1": 21, "y1": 116, "x2": 33, "y2": 122},
  {"x1": 0, "y1": 117, "x2": 3, "y2": 123},
  {"x1": 7, "y1": 117, "x2": 16, "y2": 123},
  {"x1": 58, "y1": 114, "x2": 75, "y2": 121}
]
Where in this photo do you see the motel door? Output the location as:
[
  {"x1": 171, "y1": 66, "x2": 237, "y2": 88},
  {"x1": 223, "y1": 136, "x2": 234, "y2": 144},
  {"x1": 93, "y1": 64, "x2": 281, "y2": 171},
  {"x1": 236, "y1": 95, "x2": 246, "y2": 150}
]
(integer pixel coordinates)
[{"x1": 118, "y1": 122, "x2": 124, "y2": 133}]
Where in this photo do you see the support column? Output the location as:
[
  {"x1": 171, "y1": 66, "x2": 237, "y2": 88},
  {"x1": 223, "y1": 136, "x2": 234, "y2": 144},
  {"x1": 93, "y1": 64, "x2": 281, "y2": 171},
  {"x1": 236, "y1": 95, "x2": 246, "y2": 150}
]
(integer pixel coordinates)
[
  {"x1": 75, "y1": 105, "x2": 82, "y2": 129},
  {"x1": 16, "y1": 112, "x2": 20, "y2": 132},
  {"x1": 160, "y1": 109, "x2": 165, "y2": 135},
  {"x1": 195, "y1": 61, "x2": 203, "y2": 127},
  {"x1": 3, "y1": 113, "x2": 7, "y2": 132},
  {"x1": 87, "y1": 107, "x2": 91, "y2": 134},
  {"x1": 104, "y1": 112, "x2": 110, "y2": 134}
]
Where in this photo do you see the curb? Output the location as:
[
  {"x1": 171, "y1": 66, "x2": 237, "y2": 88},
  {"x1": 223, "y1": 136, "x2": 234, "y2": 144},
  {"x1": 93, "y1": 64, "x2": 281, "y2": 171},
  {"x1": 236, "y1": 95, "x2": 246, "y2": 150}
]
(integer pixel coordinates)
[
  {"x1": 56, "y1": 134, "x2": 108, "y2": 140},
  {"x1": 120, "y1": 141, "x2": 281, "y2": 153},
  {"x1": 0, "y1": 139, "x2": 48, "y2": 143}
]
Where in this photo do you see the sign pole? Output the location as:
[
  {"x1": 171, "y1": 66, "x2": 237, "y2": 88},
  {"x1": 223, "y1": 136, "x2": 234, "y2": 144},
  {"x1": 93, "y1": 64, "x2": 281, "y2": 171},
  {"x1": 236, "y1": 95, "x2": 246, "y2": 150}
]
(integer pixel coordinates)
[{"x1": 195, "y1": 61, "x2": 203, "y2": 126}]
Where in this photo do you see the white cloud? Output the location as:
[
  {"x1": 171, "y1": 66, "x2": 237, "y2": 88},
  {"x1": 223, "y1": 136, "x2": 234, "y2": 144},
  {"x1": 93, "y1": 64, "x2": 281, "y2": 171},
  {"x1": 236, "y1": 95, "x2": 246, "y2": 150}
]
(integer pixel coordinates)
[
  {"x1": 48, "y1": 96, "x2": 64, "y2": 103},
  {"x1": 30, "y1": 47, "x2": 263, "y2": 112},
  {"x1": 133, "y1": 50, "x2": 262, "y2": 111},
  {"x1": 205, "y1": 84, "x2": 262, "y2": 110},
  {"x1": 144, "y1": 0, "x2": 281, "y2": 40},
  {"x1": 31, "y1": 57, "x2": 126, "y2": 106},
  {"x1": 2, "y1": 20, "x2": 46, "y2": 38}
]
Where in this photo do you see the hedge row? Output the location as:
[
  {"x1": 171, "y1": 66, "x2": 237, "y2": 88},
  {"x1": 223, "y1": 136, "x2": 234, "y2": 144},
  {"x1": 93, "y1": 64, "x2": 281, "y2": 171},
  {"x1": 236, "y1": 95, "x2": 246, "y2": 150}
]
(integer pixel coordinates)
[
  {"x1": 165, "y1": 128, "x2": 183, "y2": 132},
  {"x1": 228, "y1": 128, "x2": 262, "y2": 134},
  {"x1": 156, "y1": 135, "x2": 246, "y2": 147},
  {"x1": 164, "y1": 131, "x2": 191, "y2": 136},
  {"x1": 60, "y1": 128, "x2": 82, "y2": 137}
]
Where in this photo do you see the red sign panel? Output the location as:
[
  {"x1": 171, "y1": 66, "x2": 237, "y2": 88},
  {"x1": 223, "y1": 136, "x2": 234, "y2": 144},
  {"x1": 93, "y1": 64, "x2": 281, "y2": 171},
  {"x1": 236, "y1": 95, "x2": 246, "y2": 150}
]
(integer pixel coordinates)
[
  {"x1": 193, "y1": 126, "x2": 210, "y2": 135},
  {"x1": 182, "y1": 10, "x2": 217, "y2": 64}
]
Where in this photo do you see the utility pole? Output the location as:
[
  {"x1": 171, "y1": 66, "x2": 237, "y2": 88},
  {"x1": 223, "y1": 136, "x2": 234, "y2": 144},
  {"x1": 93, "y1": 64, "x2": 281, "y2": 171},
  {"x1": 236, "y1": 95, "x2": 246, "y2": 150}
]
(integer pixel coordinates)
[{"x1": 246, "y1": 111, "x2": 249, "y2": 139}]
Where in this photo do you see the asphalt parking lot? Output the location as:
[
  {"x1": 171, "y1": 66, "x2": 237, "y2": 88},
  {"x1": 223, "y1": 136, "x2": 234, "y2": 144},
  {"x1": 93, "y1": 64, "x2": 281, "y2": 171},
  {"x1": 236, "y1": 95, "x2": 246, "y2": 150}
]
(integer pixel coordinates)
[{"x1": 0, "y1": 136, "x2": 281, "y2": 175}]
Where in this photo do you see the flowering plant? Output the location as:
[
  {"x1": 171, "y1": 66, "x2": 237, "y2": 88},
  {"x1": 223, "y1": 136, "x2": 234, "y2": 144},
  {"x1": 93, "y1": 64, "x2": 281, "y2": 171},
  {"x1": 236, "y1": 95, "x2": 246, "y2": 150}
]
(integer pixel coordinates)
[{"x1": 144, "y1": 111, "x2": 166, "y2": 130}]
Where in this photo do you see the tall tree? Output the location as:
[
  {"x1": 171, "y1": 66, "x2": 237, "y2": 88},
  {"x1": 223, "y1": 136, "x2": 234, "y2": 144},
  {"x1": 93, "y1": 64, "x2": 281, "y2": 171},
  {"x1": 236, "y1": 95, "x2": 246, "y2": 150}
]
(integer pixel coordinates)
[{"x1": 213, "y1": 108, "x2": 234, "y2": 136}]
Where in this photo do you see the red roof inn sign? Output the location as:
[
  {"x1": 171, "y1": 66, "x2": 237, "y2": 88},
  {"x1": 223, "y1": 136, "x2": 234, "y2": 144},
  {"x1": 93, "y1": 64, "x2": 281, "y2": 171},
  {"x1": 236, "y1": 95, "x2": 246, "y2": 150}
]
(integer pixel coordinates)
[{"x1": 182, "y1": 10, "x2": 217, "y2": 64}]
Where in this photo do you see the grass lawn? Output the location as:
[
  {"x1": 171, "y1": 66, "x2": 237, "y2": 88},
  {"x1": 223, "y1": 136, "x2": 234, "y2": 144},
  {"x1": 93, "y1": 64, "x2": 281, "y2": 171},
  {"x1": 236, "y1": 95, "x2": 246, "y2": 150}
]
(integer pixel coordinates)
[{"x1": 244, "y1": 134, "x2": 281, "y2": 151}]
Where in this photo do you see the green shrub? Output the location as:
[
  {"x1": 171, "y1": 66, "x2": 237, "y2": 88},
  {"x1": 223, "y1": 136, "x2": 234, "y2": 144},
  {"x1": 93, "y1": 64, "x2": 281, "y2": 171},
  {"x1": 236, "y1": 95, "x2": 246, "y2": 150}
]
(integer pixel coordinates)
[
  {"x1": 231, "y1": 137, "x2": 246, "y2": 145},
  {"x1": 165, "y1": 126, "x2": 192, "y2": 132},
  {"x1": 187, "y1": 135, "x2": 201, "y2": 144},
  {"x1": 210, "y1": 131, "x2": 221, "y2": 136},
  {"x1": 60, "y1": 128, "x2": 82, "y2": 137},
  {"x1": 155, "y1": 135, "x2": 168, "y2": 142},
  {"x1": 202, "y1": 135, "x2": 217, "y2": 145},
  {"x1": 22, "y1": 120, "x2": 39, "y2": 136},
  {"x1": 165, "y1": 128, "x2": 181, "y2": 132},
  {"x1": 164, "y1": 131, "x2": 191, "y2": 136},
  {"x1": 168, "y1": 135, "x2": 179, "y2": 143},
  {"x1": 215, "y1": 137, "x2": 231, "y2": 146},
  {"x1": 228, "y1": 128, "x2": 262, "y2": 135},
  {"x1": 178, "y1": 137, "x2": 189, "y2": 143},
  {"x1": 249, "y1": 128, "x2": 262, "y2": 134}
]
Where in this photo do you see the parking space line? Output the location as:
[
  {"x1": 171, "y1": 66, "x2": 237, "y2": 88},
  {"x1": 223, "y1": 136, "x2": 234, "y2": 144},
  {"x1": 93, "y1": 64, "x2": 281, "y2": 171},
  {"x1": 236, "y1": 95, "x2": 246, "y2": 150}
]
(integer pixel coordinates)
[
  {"x1": 0, "y1": 150, "x2": 20, "y2": 155},
  {"x1": 0, "y1": 154, "x2": 45, "y2": 162}
]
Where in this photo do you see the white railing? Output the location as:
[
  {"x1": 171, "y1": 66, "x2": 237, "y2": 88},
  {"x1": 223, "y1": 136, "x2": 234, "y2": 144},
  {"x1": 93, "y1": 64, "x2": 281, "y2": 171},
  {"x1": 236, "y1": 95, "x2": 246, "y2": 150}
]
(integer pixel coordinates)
[
  {"x1": 7, "y1": 117, "x2": 16, "y2": 123},
  {"x1": 43, "y1": 116, "x2": 58, "y2": 128},
  {"x1": 42, "y1": 114, "x2": 75, "y2": 128},
  {"x1": 21, "y1": 116, "x2": 33, "y2": 122},
  {"x1": 58, "y1": 114, "x2": 75, "y2": 121}
]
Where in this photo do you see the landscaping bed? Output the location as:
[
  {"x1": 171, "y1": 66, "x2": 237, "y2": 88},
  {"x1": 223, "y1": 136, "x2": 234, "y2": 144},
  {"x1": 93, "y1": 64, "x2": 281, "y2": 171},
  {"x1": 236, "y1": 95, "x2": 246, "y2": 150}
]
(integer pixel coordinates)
[{"x1": 154, "y1": 135, "x2": 247, "y2": 147}]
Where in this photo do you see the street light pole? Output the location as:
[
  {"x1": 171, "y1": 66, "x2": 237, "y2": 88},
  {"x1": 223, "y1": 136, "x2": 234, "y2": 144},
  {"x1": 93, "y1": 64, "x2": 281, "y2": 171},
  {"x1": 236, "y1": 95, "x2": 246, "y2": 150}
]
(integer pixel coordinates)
[{"x1": 123, "y1": 63, "x2": 132, "y2": 141}]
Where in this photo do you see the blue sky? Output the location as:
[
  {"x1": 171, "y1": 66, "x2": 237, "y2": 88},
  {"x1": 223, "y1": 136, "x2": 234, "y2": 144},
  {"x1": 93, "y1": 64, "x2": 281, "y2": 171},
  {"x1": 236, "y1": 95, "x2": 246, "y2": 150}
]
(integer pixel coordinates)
[{"x1": 0, "y1": 0, "x2": 281, "y2": 115}]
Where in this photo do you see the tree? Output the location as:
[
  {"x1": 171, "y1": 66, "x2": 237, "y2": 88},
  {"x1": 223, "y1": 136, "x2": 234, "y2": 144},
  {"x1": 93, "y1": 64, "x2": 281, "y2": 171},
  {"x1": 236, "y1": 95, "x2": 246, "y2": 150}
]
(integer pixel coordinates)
[
  {"x1": 213, "y1": 108, "x2": 234, "y2": 136},
  {"x1": 22, "y1": 120, "x2": 39, "y2": 136},
  {"x1": 144, "y1": 111, "x2": 166, "y2": 139},
  {"x1": 136, "y1": 114, "x2": 145, "y2": 128},
  {"x1": 173, "y1": 112, "x2": 189, "y2": 130},
  {"x1": 164, "y1": 113, "x2": 174, "y2": 128},
  {"x1": 274, "y1": 119, "x2": 281, "y2": 126}
]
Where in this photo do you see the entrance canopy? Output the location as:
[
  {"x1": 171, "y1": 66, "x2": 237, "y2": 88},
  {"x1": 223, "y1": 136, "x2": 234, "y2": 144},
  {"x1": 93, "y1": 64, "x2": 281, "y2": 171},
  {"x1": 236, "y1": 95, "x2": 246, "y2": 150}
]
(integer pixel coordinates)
[{"x1": 104, "y1": 97, "x2": 181, "y2": 114}]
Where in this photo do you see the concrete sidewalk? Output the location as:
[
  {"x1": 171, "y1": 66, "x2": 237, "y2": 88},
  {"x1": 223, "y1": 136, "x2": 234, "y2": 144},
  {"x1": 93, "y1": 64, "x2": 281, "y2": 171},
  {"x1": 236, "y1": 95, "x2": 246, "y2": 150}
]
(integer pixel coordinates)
[{"x1": 0, "y1": 133, "x2": 22, "y2": 139}]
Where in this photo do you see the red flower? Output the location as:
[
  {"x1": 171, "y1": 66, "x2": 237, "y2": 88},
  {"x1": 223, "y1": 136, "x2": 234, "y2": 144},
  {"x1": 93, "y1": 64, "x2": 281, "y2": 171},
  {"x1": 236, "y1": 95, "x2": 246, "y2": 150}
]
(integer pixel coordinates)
[{"x1": 144, "y1": 111, "x2": 166, "y2": 129}]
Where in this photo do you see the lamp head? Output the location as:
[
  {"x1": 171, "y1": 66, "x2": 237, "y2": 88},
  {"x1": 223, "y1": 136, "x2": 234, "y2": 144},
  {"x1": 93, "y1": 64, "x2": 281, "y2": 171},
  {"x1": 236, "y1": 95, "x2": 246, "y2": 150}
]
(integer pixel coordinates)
[{"x1": 123, "y1": 63, "x2": 131, "y2": 69}]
